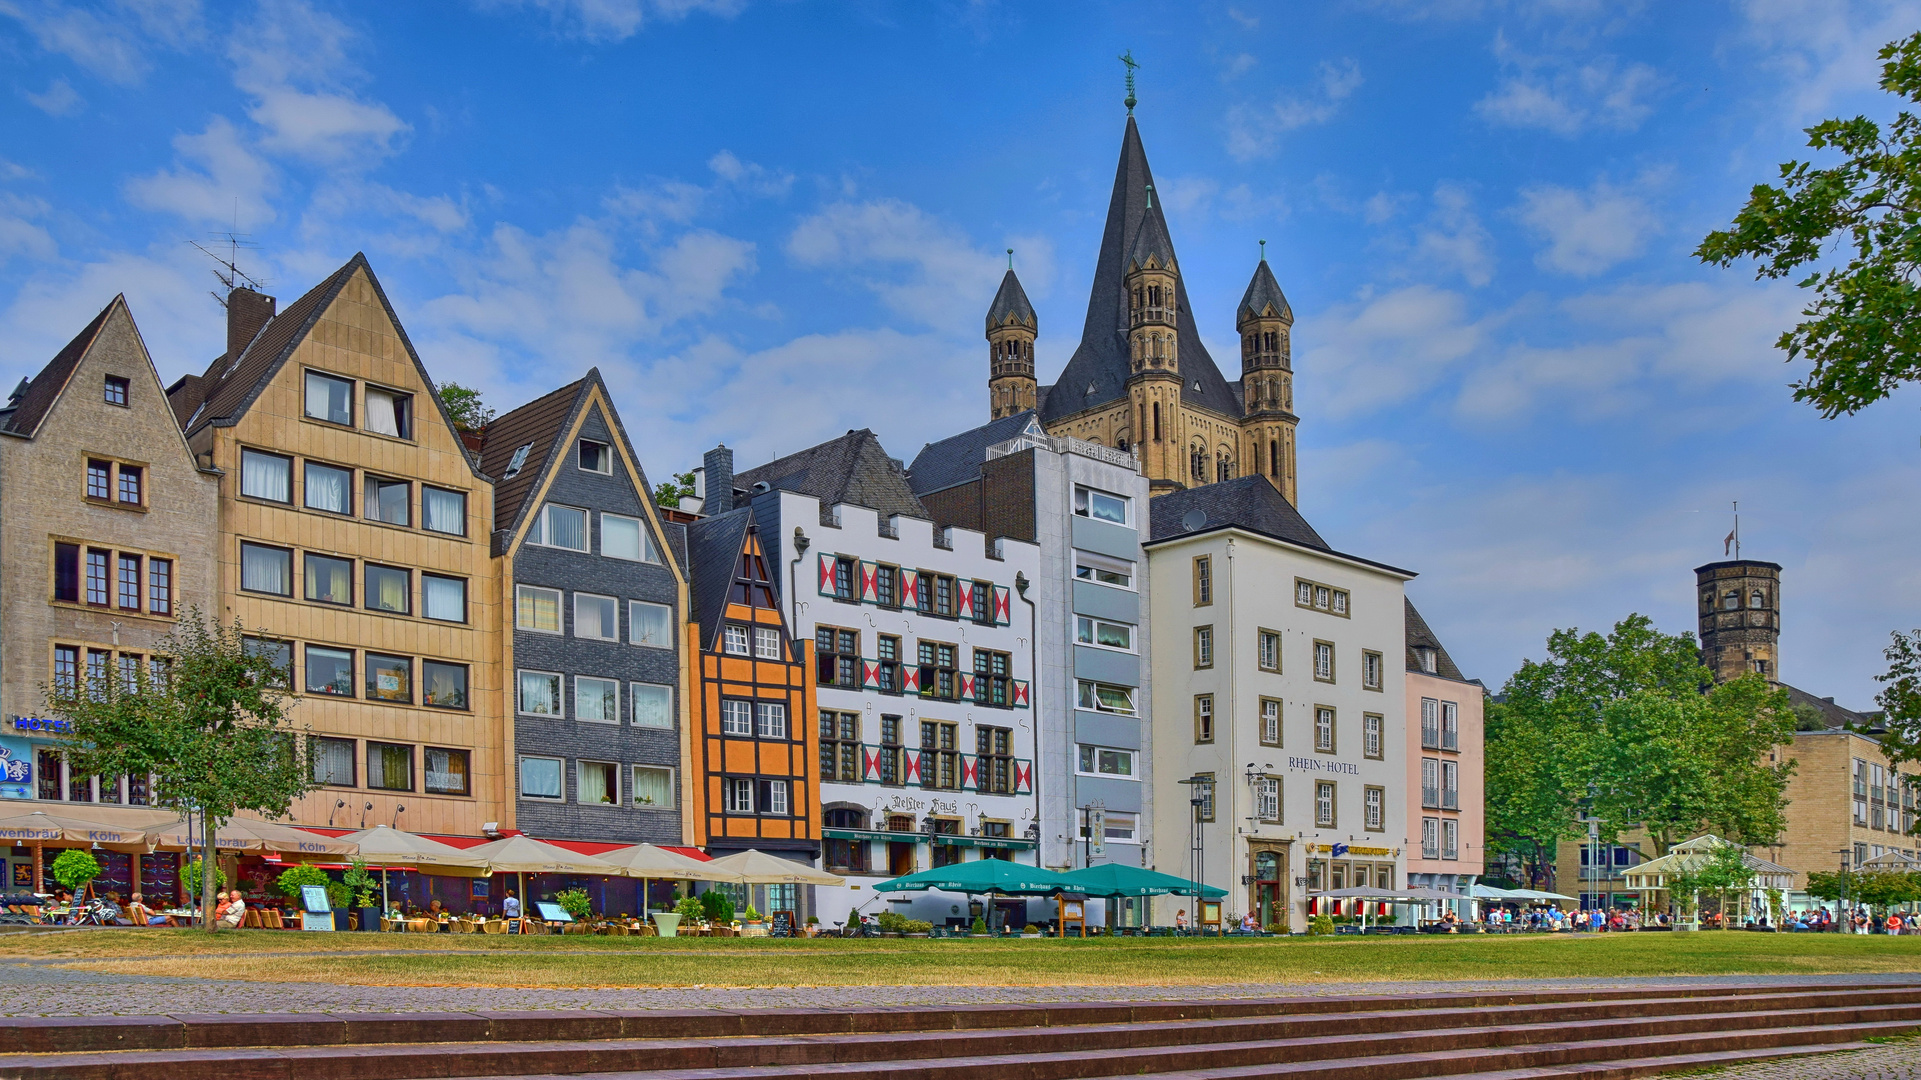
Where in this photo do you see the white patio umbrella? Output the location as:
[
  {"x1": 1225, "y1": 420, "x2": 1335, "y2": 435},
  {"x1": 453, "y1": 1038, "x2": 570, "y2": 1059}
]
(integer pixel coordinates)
[
  {"x1": 145, "y1": 816, "x2": 359, "y2": 858},
  {"x1": 464, "y1": 834, "x2": 620, "y2": 923},
  {"x1": 334, "y1": 825, "x2": 488, "y2": 913},
  {"x1": 597, "y1": 843, "x2": 735, "y2": 914},
  {"x1": 702, "y1": 848, "x2": 845, "y2": 885}
]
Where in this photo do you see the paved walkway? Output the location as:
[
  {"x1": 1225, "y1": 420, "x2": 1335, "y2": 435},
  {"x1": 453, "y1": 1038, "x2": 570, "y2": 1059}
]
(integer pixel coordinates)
[{"x1": 1701, "y1": 1042, "x2": 1921, "y2": 1078}]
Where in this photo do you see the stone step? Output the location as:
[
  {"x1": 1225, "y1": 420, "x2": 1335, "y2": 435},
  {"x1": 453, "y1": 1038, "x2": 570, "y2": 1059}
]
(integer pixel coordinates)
[{"x1": 1428, "y1": 1041, "x2": 1875, "y2": 1080}]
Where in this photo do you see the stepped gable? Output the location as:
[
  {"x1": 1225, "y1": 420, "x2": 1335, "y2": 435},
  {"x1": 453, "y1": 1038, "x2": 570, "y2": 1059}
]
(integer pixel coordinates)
[
  {"x1": 733, "y1": 428, "x2": 926, "y2": 524},
  {"x1": 1405, "y1": 598, "x2": 1466, "y2": 680},
  {"x1": 1039, "y1": 115, "x2": 1241, "y2": 425},
  {"x1": 906, "y1": 411, "x2": 1040, "y2": 496}
]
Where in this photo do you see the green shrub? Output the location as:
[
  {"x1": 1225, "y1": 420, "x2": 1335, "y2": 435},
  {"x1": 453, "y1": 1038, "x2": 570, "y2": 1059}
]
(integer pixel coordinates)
[
  {"x1": 342, "y1": 859, "x2": 376, "y2": 908},
  {"x1": 904, "y1": 918, "x2": 932, "y2": 933},
  {"x1": 182, "y1": 857, "x2": 226, "y2": 898},
  {"x1": 674, "y1": 895, "x2": 706, "y2": 921},
  {"x1": 876, "y1": 910, "x2": 907, "y2": 933},
  {"x1": 325, "y1": 881, "x2": 351, "y2": 910},
  {"x1": 742, "y1": 905, "x2": 762, "y2": 922},
  {"x1": 1023, "y1": 924, "x2": 1041, "y2": 934},
  {"x1": 50, "y1": 849, "x2": 102, "y2": 893},
  {"x1": 274, "y1": 864, "x2": 330, "y2": 900},
  {"x1": 1307, "y1": 914, "x2": 1336, "y2": 936},
  {"x1": 698, "y1": 889, "x2": 735, "y2": 923},
  {"x1": 806, "y1": 915, "x2": 819, "y2": 925},
  {"x1": 554, "y1": 888, "x2": 593, "y2": 921},
  {"x1": 971, "y1": 916, "x2": 988, "y2": 935},
  {"x1": 1266, "y1": 920, "x2": 1291, "y2": 935}
]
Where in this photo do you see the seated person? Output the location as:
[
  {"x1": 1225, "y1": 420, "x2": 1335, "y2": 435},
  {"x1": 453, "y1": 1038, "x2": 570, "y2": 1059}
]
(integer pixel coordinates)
[
  {"x1": 97, "y1": 892, "x2": 125, "y2": 924},
  {"x1": 427, "y1": 899, "x2": 446, "y2": 919},
  {"x1": 126, "y1": 893, "x2": 167, "y2": 926},
  {"x1": 219, "y1": 890, "x2": 246, "y2": 929}
]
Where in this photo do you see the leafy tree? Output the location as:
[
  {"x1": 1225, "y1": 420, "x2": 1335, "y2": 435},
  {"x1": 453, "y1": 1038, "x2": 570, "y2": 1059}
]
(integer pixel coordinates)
[
  {"x1": 437, "y1": 383, "x2": 495, "y2": 432},
  {"x1": 654, "y1": 469, "x2": 698, "y2": 508},
  {"x1": 45, "y1": 612, "x2": 313, "y2": 930},
  {"x1": 1697, "y1": 32, "x2": 1921, "y2": 416},
  {"x1": 49, "y1": 849, "x2": 101, "y2": 896},
  {"x1": 1696, "y1": 842, "x2": 1758, "y2": 922},
  {"x1": 698, "y1": 888, "x2": 735, "y2": 923},
  {"x1": 1876, "y1": 628, "x2": 1921, "y2": 766},
  {"x1": 183, "y1": 857, "x2": 225, "y2": 899},
  {"x1": 342, "y1": 858, "x2": 377, "y2": 909},
  {"x1": 554, "y1": 887, "x2": 593, "y2": 921}
]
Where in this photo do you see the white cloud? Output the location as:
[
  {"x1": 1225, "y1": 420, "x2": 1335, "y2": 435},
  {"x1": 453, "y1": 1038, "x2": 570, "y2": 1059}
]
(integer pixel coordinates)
[
  {"x1": 1476, "y1": 48, "x2": 1659, "y2": 135},
  {"x1": 1303, "y1": 284, "x2": 1492, "y2": 419},
  {"x1": 0, "y1": 193, "x2": 57, "y2": 265},
  {"x1": 605, "y1": 151, "x2": 790, "y2": 231},
  {"x1": 707, "y1": 150, "x2": 792, "y2": 198},
  {"x1": 123, "y1": 116, "x2": 277, "y2": 226},
  {"x1": 0, "y1": 0, "x2": 201, "y2": 84},
  {"x1": 227, "y1": 0, "x2": 409, "y2": 166},
  {"x1": 0, "y1": 244, "x2": 222, "y2": 387},
  {"x1": 1415, "y1": 183, "x2": 1495, "y2": 286},
  {"x1": 482, "y1": 0, "x2": 745, "y2": 43},
  {"x1": 1224, "y1": 59, "x2": 1363, "y2": 160},
  {"x1": 24, "y1": 77, "x2": 81, "y2": 116},
  {"x1": 1515, "y1": 178, "x2": 1655, "y2": 276},
  {"x1": 1738, "y1": 0, "x2": 1921, "y2": 119}
]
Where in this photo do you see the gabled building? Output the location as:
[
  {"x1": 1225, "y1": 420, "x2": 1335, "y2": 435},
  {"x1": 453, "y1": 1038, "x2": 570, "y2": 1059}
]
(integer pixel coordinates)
[
  {"x1": 1403, "y1": 599, "x2": 1484, "y2": 915},
  {"x1": 167, "y1": 255, "x2": 504, "y2": 837},
  {"x1": 479, "y1": 371, "x2": 687, "y2": 845},
  {"x1": 684, "y1": 501, "x2": 819, "y2": 916}
]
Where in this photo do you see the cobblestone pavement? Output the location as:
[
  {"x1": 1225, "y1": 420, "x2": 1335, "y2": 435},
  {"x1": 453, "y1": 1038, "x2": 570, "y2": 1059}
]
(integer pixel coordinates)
[{"x1": 1691, "y1": 1042, "x2": 1921, "y2": 1078}]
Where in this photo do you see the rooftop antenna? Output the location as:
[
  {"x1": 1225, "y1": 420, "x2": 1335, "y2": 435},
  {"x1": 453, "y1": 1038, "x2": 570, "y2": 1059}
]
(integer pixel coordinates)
[
  {"x1": 189, "y1": 204, "x2": 266, "y2": 309},
  {"x1": 1120, "y1": 51, "x2": 1139, "y2": 114}
]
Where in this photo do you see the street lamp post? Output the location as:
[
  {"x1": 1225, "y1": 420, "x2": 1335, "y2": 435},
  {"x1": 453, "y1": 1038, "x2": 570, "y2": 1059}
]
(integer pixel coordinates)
[
  {"x1": 1177, "y1": 775, "x2": 1212, "y2": 937},
  {"x1": 1833, "y1": 849, "x2": 1853, "y2": 932}
]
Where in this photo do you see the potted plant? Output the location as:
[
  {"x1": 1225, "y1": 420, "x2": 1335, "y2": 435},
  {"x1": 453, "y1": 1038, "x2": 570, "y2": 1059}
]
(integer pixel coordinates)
[
  {"x1": 555, "y1": 888, "x2": 593, "y2": 933},
  {"x1": 274, "y1": 864, "x2": 329, "y2": 927},
  {"x1": 904, "y1": 918, "x2": 931, "y2": 938},
  {"x1": 970, "y1": 915, "x2": 989, "y2": 937},
  {"x1": 740, "y1": 905, "x2": 766, "y2": 936},
  {"x1": 50, "y1": 849, "x2": 102, "y2": 902},
  {"x1": 656, "y1": 894, "x2": 701, "y2": 938},
  {"x1": 805, "y1": 914, "x2": 820, "y2": 938},
  {"x1": 326, "y1": 881, "x2": 352, "y2": 930},
  {"x1": 1021, "y1": 923, "x2": 1042, "y2": 939},
  {"x1": 343, "y1": 859, "x2": 380, "y2": 932}
]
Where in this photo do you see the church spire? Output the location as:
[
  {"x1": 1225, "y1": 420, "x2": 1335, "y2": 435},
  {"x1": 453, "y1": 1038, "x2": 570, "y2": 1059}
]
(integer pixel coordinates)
[{"x1": 986, "y1": 266, "x2": 1037, "y2": 420}]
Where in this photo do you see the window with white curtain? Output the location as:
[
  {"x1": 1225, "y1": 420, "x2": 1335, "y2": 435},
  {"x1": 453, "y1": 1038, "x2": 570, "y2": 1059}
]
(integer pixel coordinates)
[
  {"x1": 239, "y1": 543, "x2": 291, "y2": 595},
  {"x1": 310, "y1": 736, "x2": 355, "y2": 786},
  {"x1": 518, "y1": 670, "x2": 561, "y2": 716},
  {"x1": 363, "y1": 386, "x2": 412, "y2": 438},
  {"x1": 633, "y1": 766, "x2": 673, "y2": 807},
  {"x1": 304, "y1": 461, "x2": 352, "y2": 514},
  {"x1": 240, "y1": 449, "x2": 292, "y2": 502},
  {"x1": 578, "y1": 760, "x2": 618, "y2": 804},
  {"x1": 364, "y1": 477, "x2": 409, "y2": 525},
  {"x1": 304, "y1": 371, "x2": 353, "y2": 425},
  {"x1": 422, "y1": 574, "x2": 466, "y2": 622},
  {"x1": 520, "y1": 756, "x2": 562, "y2": 800},
  {"x1": 577, "y1": 676, "x2": 619, "y2": 723},
  {"x1": 601, "y1": 514, "x2": 657, "y2": 562},
  {"x1": 574, "y1": 593, "x2": 617, "y2": 640},
  {"x1": 630, "y1": 601, "x2": 672, "y2": 648},
  {"x1": 529, "y1": 504, "x2": 587, "y2": 550},
  {"x1": 631, "y1": 682, "x2": 672, "y2": 727},
  {"x1": 424, "y1": 747, "x2": 470, "y2": 795},
  {"x1": 422, "y1": 487, "x2": 466, "y2": 535}
]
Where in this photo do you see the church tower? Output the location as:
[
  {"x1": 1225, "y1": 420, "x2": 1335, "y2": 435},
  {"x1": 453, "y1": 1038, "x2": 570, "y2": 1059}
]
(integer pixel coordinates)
[
  {"x1": 1694, "y1": 558, "x2": 1782, "y2": 684},
  {"x1": 1237, "y1": 253, "x2": 1299, "y2": 504},
  {"x1": 1124, "y1": 198, "x2": 1184, "y2": 485},
  {"x1": 985, "y1": 268, "x2": 1037, "y2": 420}
]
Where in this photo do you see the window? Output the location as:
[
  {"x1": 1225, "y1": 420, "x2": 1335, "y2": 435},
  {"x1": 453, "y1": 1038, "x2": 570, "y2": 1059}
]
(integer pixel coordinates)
[
  {"x1": 1256, "y1": 777, "x2": 1281, "y2": 823},
  {"x1": 148, "y1": 558, "x2": 172, "y2": 615},
  {"x1": 1442, "y1": 818, "x2": 1458, "y2": 860},
  {"x1": 1074, "y1": 552, "x2": 1133, "y2": 588},
  {"x1": 831, "y1": 556, "x2": 856, "y2": 601},
  {"x1": 576, "y1": 677, "x2": 618, "y2": 723},
  {"x1": 240, "y1": 542, "x2": 292, "y2": 595},
  {"x1": 1076, "y1": 616, "x2": 1134, "y2": 651},
  {"x1": 1422, "y1": 758, "x2": 1440, "y2": 809},
  {"x1": 756, "y1": 701, "x2": 787, "y2": 739},
  {"x1": 305, "y1": 553, "x2": 353, "y2": 605},
  {"x1": 117, "y1": 465, "x2": 141, "y2": 505},
  {"x1": 1441, "y1": 701, "x2": 1459, "y2": 751},
  {"x1": 117, "y1": 653, "x2": 141, "y2": 695},
  {"x1": 876, "y1": 634, "x2": 901, "y2": 693},
  {"x1": 724, "y1": 777, "x2": 755, "y2": 813},
  {"x1": 242, "y1": 636, "x2": 291, "y2": 685},
  {"x1": 305, "y1": 371, "x2": 354, "y2": 425},
  {"x1": 1194, "y1": 694, "x2": 1214, "y2": 743},
  {"x1": 754, "y1": 627, "x2": 783, "y2": 660},
  {"x1": 86, "y1": 548, "x2": 108, "y2": 605},
  {"x1": 502, "y1": 443, "x2": 533, "y2": 479},
  {"x1": 723, "y1": 624, "x2": 750, "y2": 655},
  {"x1": 1295, "y1": 578, "x2": 1349, "y2": 616},
  {"x1": 520, "y1": 756, "x2": 563, "y2": 800},
  {"x1": 1193, "y1": 555, "x2": 1212, "y2": 605},
  {"x1": 527, "y1": 504, "x2": 587, "y2": 550},
  {"x1": 310, "y1": 736, "x2": 355, "y2": 786},
  {"x1": 1076, "y1": 745, "x2": 1135, "y2": 778},
  {"x1": 1078, "y1": 680, "x2": 1135, "y2": 715},
  {"x1": 759, "y1": 779, "x2": 790, "y2": 816},
  {"x1": 425, "y1": 748, "x2": 470, "y2": 796},
  {"x1": 1365, "y1": 786, "x2": 1384, "y2": 831},
  {"x1": 927, "y1": 573, "x2": 957, "y2": 617},
  {"x1": 421, "y1": 574, "x2": 466, "y2": 623},
  {"x1": 917, "y1": 640, "x2": 958, "y2": 700},
  {"x1": 978, "y1": 725, "x2": 1014, "y2": 792},
  {"x1": 1260, "y1": 698, "x2": 1282, "y2": 747},
  {"x1": 1332, "y1": 590, "x2": 1348, "y2": 615},
  {"x1": 516, "y1": 585, "x2": 561, "y2": 632},
  {"x1": 1194, "y1": 626, "x2": 1213, "y2": 668},
  {"x1": 631, "y1": 682, "x2": 672, "y2": 728},
  {"x1": 816, "y1": 628, "x2": 860, "y2": 687},
  {"x1": 721, "y1": 699, "x2": 753, "y2": 736},
  {"x1": 1316, "y1": 781, "x2": 1337, "y2": 827},
  {"x1": 365, "y1": 564, "x2": 409, "y2": 614},
  {"x1": 1363, "y1": 713, "x2": 1384, "y2": 760},
  {"x1": 1422, "y1": 817, "x2": 1439, "y2": 859},
  {"x1": 578, "y1": 760, "x2": 619, "y2": 805},
  {"x1": 519, "y1": 670, "x2": 562, "y2": 716},
  {"x1": 53, "y1": 543, "x2": 78, "y2": 603},
  {"x1": 601, "y1": 513, "x2": 657, "y2": 562},
  {"x1": 970, "y1": 581, "x2": 993, "y2": 625},
  {"x1": 820, "y1": 711, "x2": 862, "y2": 782},
  {"x1": 1258, "y1": 630, "x2": 1281, "y2": 672},
  {"x1": 1750, "y1": 589, "x2": 1766, "y2": 609},
  {"x1": 577, "y1": 439, "x2": 612, "y2": 473},
  {"x1": 874, "y1": 565, "x2": 898, "y2": 607},
  {"x1": 1073, "y1": 485, "x2": 1129, "y2": 524},
  {"x1": 422, "y1": 661, "x2": 468, "y2": 710},
  {"x1": 630, "y1": 600, "x2": 672, "y2": 647},
  {"x1": 1313, "y1": 640, "x2": 1334, "y2": 682},
  {"x1": 920, "y1": 720, "x2": 959, "y2": 790},
  {"x1": 974, "y1": 649, "x2": 1010, "y2": 706},
  {"x1": 878, "y1": 715, "x2": 904, "y2": 785},
  {"x1": 365, "y1": 653, "x2": 411, "y2": 703},
  {"x1": 1442, "y1": 761, "x2": 1459, "y2": 810},
  {"x1": 366, "y1": 742, "x2": 413, "y2": 792},
  {"x1": 1362, "y1": 650, "x2": 1383, "y2": 690},
  {"x1": 364, "y1": 477, "x2": 410, "y2": 526},
  {"x1": 1195, "y1": 774, "x2": 1216, "y2": 822},
  {"x1": 103, "y1": 375, "x2": 128, "y2": 406},
  {"x1": 116, "y1": 554, "x2": 140, "y2": 610},
  {"x1": 305, "y1": 646, "x2": 354, "y2": 697},
  {"x1": 634, "y1": 766, "x2": 674, "y2": 808},
  {"x1": 1315, "y1": 706, "x2": 1336, "y2": 753},
  {"x1": 86, "y1": 459, "x2": 110, "y2": 500},
  {"x1": 574, "y1": 593, "x2": 618, "y2": 640},
  {"x1": 304, "y1": 461, "x2": 352, "y2": 514},
  {"x1": 1421, "y1": 698, "x2": 1440, "y2": 749},
  {"x1": 52, "y1": 646, "x2": 77, "y2": 695},
  {"x1": 364, "y1": 386, "x2": 412, "y2": 439},
  {"x1": 422, "y1": 487, "x2": 466, "y2": 535},
  {"x1": 1417, "y1": 647, "x2": 1438, "y2": 674},
  {"x1": 240, "y1": 449, "x2": 292, "y2": 502}
]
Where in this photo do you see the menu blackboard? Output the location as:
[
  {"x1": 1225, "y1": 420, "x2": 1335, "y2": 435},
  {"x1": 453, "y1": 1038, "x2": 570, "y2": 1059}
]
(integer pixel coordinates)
[{"x1": 770, "y1": 911, "x2": 792, "y2": 937}]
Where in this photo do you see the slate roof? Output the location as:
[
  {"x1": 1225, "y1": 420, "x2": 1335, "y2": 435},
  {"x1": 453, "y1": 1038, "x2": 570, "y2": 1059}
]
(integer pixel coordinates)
[
  {"x1": 733, "y1": 429, "x2": 926, "y2": 523},
  {"x1": 174, "y1": 257, "x2": 361, "y2": 437},
  {"x1": 1147, "y1": 474, "x2": 1330, "y2": 550},
  {"x1": 0, "y1": 295, "x2": 118, "y2": 437},
  {"x1": 906, "y1": 411, "x2": 1042, "y2": 496},
  {"x1": 1238, "y1": 259, "x2": 1293, "y2": 323},
  {"x1": 1038, "y1": 115, "x2": 1242, "y2": 425},
  {"x1": 986, "y1": 269, "x2": 1036, "y2": 331},
  {"x1": 1782, "y1": 683, "x2": 1876, "y2": 731},
  {"x1": 479, "y1": 376, "x2": 585, "y2": 543},
  {"x1": 1125, "y1": 205, "x2": 1176, "y2": 272},
  {"x1": 686, "y1": 506, "x2": 753, "y2": 647},
  {"x1": 1405, "y1": 599, "x2": 1467, "y2": 681}
]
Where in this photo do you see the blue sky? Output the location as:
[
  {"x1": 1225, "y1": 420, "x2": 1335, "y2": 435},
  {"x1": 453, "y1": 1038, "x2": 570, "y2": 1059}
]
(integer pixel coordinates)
[{"x1": 3, "y1": 0, "x2": 1918, "y2": 705}]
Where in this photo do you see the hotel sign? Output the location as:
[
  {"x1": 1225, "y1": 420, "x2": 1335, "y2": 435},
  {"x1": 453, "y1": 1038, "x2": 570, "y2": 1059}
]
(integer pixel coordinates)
[{"x1": 1286, "y1": 756, "x2": 1360, "y2": 776}]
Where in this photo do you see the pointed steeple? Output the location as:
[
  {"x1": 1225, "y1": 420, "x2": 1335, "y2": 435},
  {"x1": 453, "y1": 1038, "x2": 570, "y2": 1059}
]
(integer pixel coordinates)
[
  {"x1": 986, "y1": 268, "x2": 1036, "y2": 332},
  {"x1": 1126, "y1": 201, "x2": 1177, "y2": 272},
  {"x1": 1237, "y1": 258, "x2": 1292, "y2": 324}
]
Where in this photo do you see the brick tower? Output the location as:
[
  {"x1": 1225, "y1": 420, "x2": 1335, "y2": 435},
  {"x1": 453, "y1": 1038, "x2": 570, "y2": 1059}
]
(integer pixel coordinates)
[
  {"x1": 1694, "y1": 559, "x2": 1782, "y2": 684},
  {"x1": 986, "y1": 268, "x2": 1037, "y2": 420},
  {"x1": 1237, "y1": 253, "x2": 1298, "y2": 505}
]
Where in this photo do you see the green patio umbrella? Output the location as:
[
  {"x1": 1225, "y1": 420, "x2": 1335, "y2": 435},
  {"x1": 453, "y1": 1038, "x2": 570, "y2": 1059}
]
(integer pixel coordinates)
[
  {"x1": 872, "y1": 859, "x2": 1078, "y2": 895},
  {"x1": 1060, "y1": 863, "x2": 1226, "y2": 898}
]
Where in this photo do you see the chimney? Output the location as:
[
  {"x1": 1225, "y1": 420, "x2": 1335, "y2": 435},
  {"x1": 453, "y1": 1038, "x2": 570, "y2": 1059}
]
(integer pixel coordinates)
[
  {"x1": 703, "y1": 444, "x2": 735, "y2": 514},
  {"x1": 227, "y1": 288, "x2": 276, "y2": 359}
]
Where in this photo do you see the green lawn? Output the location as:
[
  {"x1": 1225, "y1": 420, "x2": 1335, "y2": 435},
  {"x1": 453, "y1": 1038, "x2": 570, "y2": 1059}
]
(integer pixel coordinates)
[{"x1": 12, "y1": 929, "x2": 1921, "y2": 988}]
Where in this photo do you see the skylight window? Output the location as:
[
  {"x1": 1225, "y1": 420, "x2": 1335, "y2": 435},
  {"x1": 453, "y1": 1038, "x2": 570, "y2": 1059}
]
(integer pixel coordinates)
[{"x1": 503, "y1": 444, "x2": 533, "y2": 479}]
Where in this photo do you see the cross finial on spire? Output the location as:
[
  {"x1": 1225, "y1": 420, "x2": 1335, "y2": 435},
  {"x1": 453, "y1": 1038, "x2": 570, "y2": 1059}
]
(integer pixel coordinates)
[
  {"x1": 1259, "y1": 239, "x2": 1267, "y2": 263},
  {"x1": 1120, "y1": 51, "x2": 1139, "y2": 113},
  {"x1": 1145, "y1": 183, "x2": 1154, "y2": 209},
  {"x1": 1007, "y1": 248, "x2": 1014, "y2": 270}
]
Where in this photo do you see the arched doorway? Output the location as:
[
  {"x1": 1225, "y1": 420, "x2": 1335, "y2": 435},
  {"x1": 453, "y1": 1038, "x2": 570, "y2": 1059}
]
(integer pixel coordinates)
[{"x1": 1251, "y1": 846, "x2": 1287, "y2": 929}]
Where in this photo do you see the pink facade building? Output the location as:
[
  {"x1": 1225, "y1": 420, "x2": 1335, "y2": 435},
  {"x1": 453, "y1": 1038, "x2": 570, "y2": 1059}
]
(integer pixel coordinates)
[{"x1": 1403, "y1": 600, "x2": 1484, "y2": 912}]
